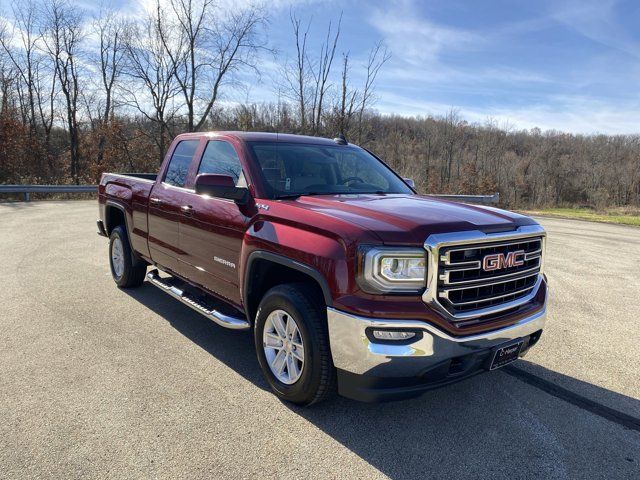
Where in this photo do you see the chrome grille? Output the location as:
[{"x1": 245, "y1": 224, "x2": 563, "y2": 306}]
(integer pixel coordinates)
[
  {"x1": 422, "y1": 225, "x2": 546, "y2": 324},
  {"x1": 438, "y1": 237, "x2": 542, "y2": 317}
]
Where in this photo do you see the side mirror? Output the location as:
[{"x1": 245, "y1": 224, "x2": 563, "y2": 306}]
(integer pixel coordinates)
[
  {"x1": 403, "y1": 178, "x2": 415, "y2": 189},
  {"x1": 195, "y1": 174, "x2": 249, "y2": 204}
]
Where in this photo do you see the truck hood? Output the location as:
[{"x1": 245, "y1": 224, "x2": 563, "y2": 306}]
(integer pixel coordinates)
[{"x1": 283, "y1": 194, "x2": 537, "y2": 244}]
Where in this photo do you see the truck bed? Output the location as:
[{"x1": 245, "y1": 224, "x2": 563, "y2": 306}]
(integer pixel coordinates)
[{"x1": 98, "y1": 172, "x2": 159, "y2": 261}]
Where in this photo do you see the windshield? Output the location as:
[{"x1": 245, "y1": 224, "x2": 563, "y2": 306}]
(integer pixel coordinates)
[{"x1": 248, "y1": 142, "x2": 413, "y2": 199}]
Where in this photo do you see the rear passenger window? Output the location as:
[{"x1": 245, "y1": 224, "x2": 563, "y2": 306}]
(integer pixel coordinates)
[
  {"x1": 197, "y1": 141, "x2": 243, "y2": 185},
  {"x1": 164, "y1": 140, "x2": 199, "y2": 187}
]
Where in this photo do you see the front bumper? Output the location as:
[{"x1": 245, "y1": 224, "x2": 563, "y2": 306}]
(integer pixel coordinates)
[{"x1": 327, "y1": 306, "x2": 546, "y2": 402}]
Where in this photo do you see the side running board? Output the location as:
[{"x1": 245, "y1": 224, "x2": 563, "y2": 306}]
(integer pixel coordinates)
[{"x1": 146, "y1": 269, "x2": 250, "y2": 330}]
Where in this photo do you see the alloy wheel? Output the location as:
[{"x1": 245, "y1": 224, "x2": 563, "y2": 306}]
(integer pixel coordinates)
[{"x1": 262, "y1": 309, "x2": 305, "y2": 384}]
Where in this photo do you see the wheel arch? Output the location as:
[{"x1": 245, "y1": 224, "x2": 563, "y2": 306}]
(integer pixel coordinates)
[
  {"x1": 104, "y1": 200, "x2": 130, "y2": 237},
  {"x1": 104, "y1": 201, "x2": 145, "y2": 266},
  {"x1": 243, "y1": 251, "x2": 333, "y2": 324}
]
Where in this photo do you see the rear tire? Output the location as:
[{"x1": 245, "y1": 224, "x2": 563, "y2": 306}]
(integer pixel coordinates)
[
  {"x1": 254, "y1": 283, "x2": 336, "y2": 406},
  {"x1": 109, "y1": 225, "x2": 146, "y2": 288}
]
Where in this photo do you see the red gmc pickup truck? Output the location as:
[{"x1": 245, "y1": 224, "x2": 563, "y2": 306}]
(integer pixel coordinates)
[{"x1": 98, "y1": 132, "x2": 547, "y2": 405}]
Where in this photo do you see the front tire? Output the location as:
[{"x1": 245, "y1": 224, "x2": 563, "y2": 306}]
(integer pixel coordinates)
[
  {"x1": 254, "y1": 283, "x2": 336, "y2": 405},
  {"x1": 109, "y1": 225, "x2": 146, "y2": 288}
]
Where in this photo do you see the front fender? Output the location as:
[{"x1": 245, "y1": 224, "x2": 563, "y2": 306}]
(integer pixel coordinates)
[{"x1": 240, "y1": 219, "x2": 353, "y2": 306}]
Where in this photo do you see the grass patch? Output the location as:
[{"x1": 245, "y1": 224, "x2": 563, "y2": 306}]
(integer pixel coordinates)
[{"x1": 522, "y1": 207, "x2": 640, "y2": 227}]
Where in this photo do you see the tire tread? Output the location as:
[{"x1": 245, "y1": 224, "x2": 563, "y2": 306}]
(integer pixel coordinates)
[
  {"x1": 110, "y1": 225, "x2": 146, "y2": 288},
  {"x1": 256, "y1": 282, "x2": 336, "y2": 405}
]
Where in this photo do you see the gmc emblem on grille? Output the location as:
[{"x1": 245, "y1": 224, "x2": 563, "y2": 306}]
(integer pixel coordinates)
[{"x1": 482, "y1": 250, "x2": 525, "y2": 272}]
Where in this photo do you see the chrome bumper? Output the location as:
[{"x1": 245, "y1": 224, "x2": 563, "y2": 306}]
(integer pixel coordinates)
[{"x1": 327, "y1": 306, "x2": 546, "y2": 377}]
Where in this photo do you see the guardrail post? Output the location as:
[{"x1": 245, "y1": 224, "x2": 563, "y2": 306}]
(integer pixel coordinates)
[{"x1": 24, "y1": 192, "x2": 30, "y2": 202}]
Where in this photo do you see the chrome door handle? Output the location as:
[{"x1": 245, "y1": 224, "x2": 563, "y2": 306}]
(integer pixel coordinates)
[
  {"x1": 150, "y1": 197, "x2": 162, "y2": 206},
  {"x1": 181, "y1": 205, "x2": 194, "y2": 215}
]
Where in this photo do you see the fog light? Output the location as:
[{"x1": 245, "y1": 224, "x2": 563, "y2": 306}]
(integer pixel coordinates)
[{"x1": 371, "y1": 330, "x2": 416, "y2": 341}]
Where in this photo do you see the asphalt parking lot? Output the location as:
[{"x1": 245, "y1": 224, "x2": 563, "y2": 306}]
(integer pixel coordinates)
[{"x1": 1, "y1": 200, "x2": 638, "y2": 479}]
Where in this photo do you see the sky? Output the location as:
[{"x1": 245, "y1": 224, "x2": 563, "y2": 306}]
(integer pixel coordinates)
[
  {"x1": 9, "y1": 0, "x2": 640, "y2": 134},
  {"x1": 258, "y1": 0, "x2": 640, "y2": 135}
]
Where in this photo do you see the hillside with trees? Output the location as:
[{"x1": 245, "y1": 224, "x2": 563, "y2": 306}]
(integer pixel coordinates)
[{"x1": 1, "y1": 0, "x2": 639, "y2": 208}]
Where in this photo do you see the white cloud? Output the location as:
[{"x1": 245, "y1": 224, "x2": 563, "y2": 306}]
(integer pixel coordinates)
[
  {"x1": 549, "y1": 0, "x2": 640, "y2": 60},
  {"x1": 125, "y1": 0, "x2": 319, "y2": 18},
  {"x1": 366, "y1": 1, "x2": 564, "y2": 99},
  {"x1": 365, "y1": 0, "x2": 640, "y2": 134},
  {"x1": 481, "y1": 96, "x2": 640, "y2": 135},
  {"x1": 375, "y1": 90, "x2": 640, "y2": 135},
  {"x1": 368, "y1": 0, "x2": 482, "y2": 67},
  {"x1": 379, "y1": 64, "x2": 555, "y2": 92}
]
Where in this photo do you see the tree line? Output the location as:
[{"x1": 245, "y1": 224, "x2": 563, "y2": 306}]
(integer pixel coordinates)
[{"x1": 1, "y1": 0, "x2": 638, "y2": 208}]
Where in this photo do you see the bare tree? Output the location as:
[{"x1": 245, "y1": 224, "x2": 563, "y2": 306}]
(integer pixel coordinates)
[
  {"x1": 282, "y1": 11, "x2": 311, "y2": 131},
  {"x1": 0, "y1": 22, "x2": 15, "y2": 115},
  {"x1": 94, "y1": 10, "x2": 127, "y2": 124},
  {"x1": 356, "y1": 41, "x2": 390, "y2": 143},
  {"x1": 122, "y1": 1, "x2": 181, "y2": 160},
  {"x1": 279, "y1": 11, "x2": 391, "y2": 140},
  {"x1": 41, "y1": 0, "x2": 84, "y2": 183},
  {"x1": 5, "y1": 0, "x2": 637, "y2": 213},
  {"x1": 0, "y1": 1, "x2": 42, "y2": 134},
  {"x1": 158, "y1": 0, "x2": 207, "y2": 132},
  {"x1": 282, "y1": 11, "x2": 346, "y2": 134},
  {"x1": 337, "y1": 52, "x2": 359, "y2": 135},
  {"x1": 33, "y1": 59, "x2": 57, "y2": 160},
  {"x1": 310, "y1": 14, "x2": 341, "y2": 133},
  {"x1": 0, "y1": 3, "x2": 57, "y2": 158},
  {"x1": 91, "y1": 9, "x2": 127, "y2": 165},
  {"x1": 156, "y1": 0, "x2": 266, "y2": 132}
]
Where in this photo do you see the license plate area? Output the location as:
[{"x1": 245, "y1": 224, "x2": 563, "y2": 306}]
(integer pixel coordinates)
[{"x1": 489, "y1": 341, "x2": 523, "y2": 370}]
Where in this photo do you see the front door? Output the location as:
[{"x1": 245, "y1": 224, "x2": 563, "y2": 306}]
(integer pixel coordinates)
[
  {"x1": 147, "y1": 139, "x2": 200, "y2": 273},
  {"x1": 178, "y1": 140, "x2": 249, "y2": 305}
]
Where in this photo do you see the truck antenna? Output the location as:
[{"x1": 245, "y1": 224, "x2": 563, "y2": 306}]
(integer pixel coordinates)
[{"x1": 333, "y1": 133, "x2": 348, "y2": 145}]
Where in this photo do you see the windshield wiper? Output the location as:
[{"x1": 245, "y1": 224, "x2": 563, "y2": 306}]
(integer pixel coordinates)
[
  {"x1": 276, "y1": 191, "x2": 389, "y2": 199},
  {"x1": 348, "y1": 191, "x2": 388, "y2": 195},
  {"x1": 275, "y1": 193, "x2": 303, "y2": 200},
  {"x1": 275, "y1": 192, "x2": 325, "y2": 200}
]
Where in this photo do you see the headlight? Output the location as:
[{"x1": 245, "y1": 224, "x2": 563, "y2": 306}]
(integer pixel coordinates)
[{"x1": 357, "y1": 247, "x2": 426, "y2": 293}]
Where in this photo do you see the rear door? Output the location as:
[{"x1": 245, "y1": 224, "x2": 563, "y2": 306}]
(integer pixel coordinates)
[
  {"x1": 177, "y1": 139, "x2": 249, "y2": 304},
  {"x1": 147, "y1": 139, "x2": 201, "y2": 273}
]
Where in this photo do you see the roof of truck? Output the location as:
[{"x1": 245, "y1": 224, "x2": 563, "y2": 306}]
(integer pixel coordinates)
[{"x1": 175, "y1": 131, "x2": 349, "y2": 146}]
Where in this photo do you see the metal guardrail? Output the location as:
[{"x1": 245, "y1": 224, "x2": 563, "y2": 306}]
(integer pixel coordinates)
[
  {"x1": 426, "y1": 193, "x2": 500, "y2": 205},
  {"x1": 0, "y1": 184, "x2": 500, "y2": 205},
  {"x1": 0, "y1": 185, "x2": 97, "y2": 201}
]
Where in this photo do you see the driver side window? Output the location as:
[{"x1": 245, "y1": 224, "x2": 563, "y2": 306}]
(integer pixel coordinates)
[{"x1": 197, "y1": 140, "x2": 244, "y2": 186}]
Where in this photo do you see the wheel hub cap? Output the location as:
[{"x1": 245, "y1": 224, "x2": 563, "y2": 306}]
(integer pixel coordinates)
[
  {"x1": 111, "y1": 237, "x2": 125, "y2": 278},
  {"x1": 263, "y1": 309, "x2": 305, "y2": 385}
]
